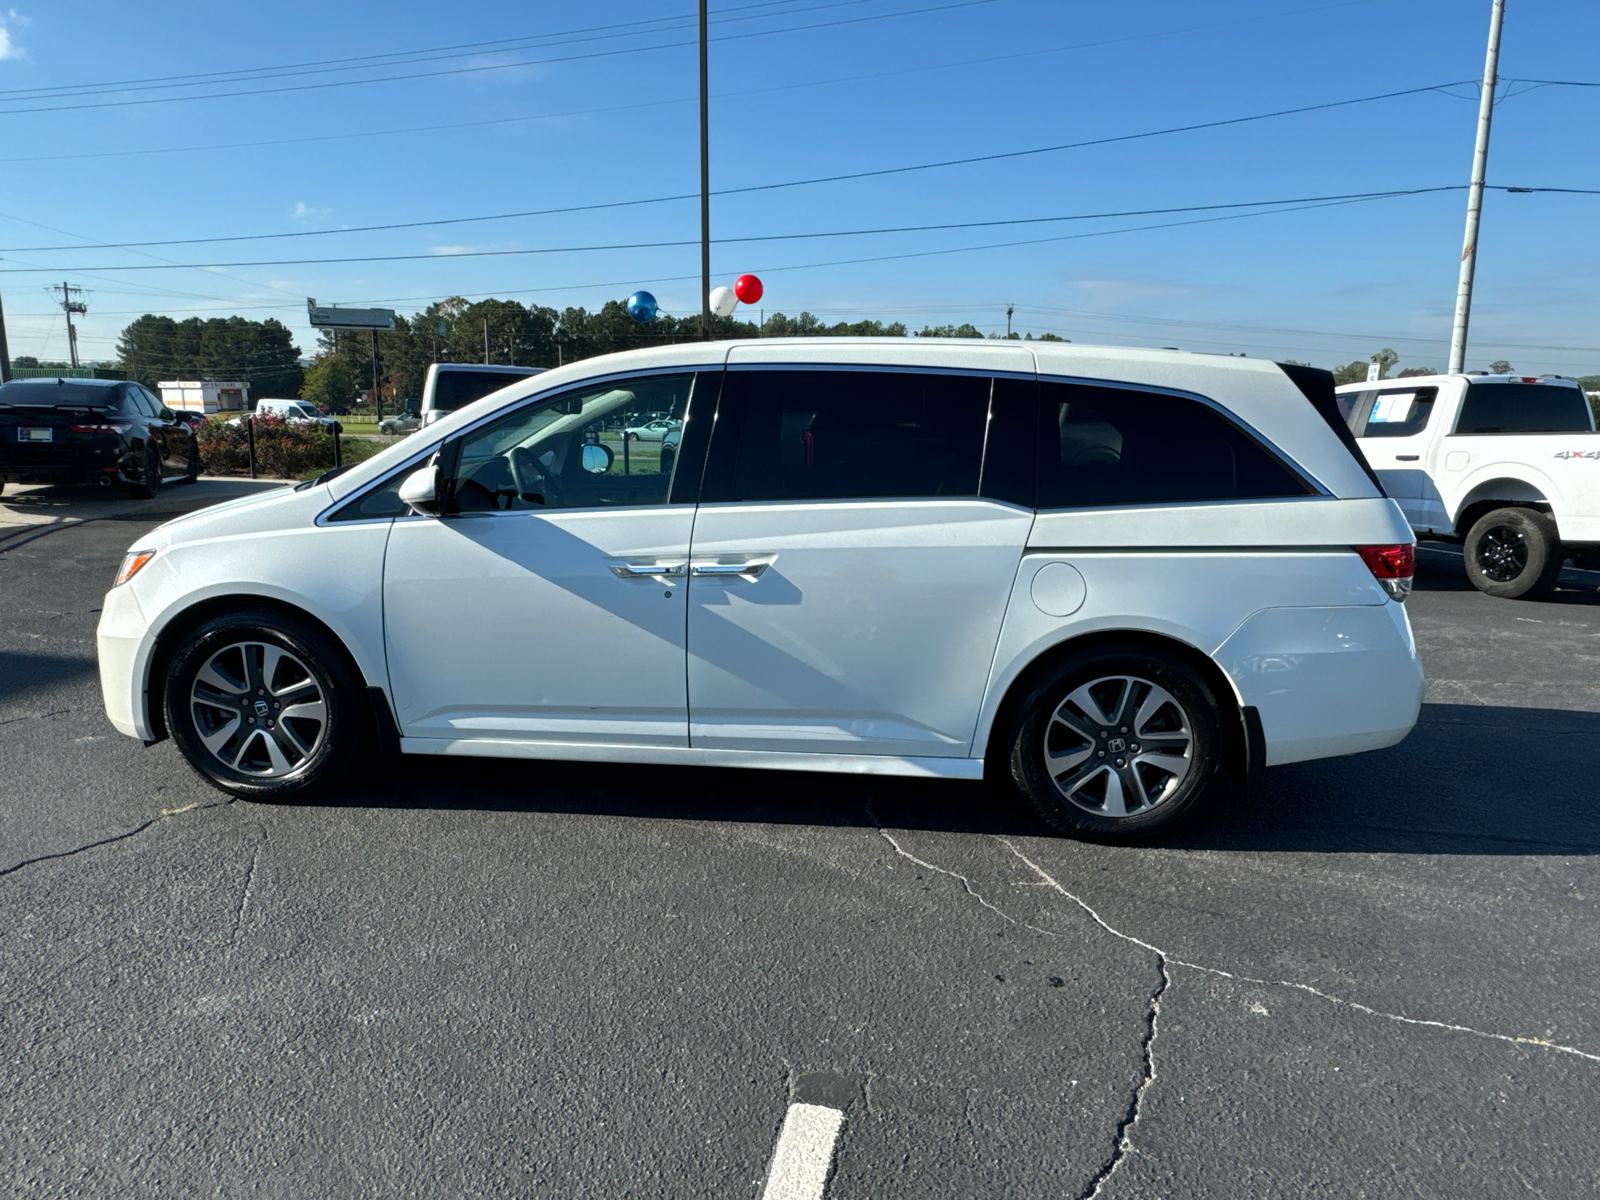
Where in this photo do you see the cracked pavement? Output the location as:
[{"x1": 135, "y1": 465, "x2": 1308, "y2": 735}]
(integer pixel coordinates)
[{"x1": 2, "y1": 504, "x2": 1599, "y2": 1197}]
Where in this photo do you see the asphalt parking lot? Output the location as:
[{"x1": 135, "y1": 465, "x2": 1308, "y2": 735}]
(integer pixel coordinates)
[{"x1": 3, "y1": 484, "x2": 1598, "y2": 1198}]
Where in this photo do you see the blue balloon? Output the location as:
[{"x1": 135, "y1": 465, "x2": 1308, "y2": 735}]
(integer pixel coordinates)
[{"x1": 625, "y1": 290, "x2": 658, "y2": 323}]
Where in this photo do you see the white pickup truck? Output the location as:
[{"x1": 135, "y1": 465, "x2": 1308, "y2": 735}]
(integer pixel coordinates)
[{"x1": 1337, "y1": 372, "x2": 1600, "y2": 598}]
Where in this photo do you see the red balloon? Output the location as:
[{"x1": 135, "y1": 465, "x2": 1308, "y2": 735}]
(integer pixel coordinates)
[{"x1": 734, "y1": 274, "x2": 764, "y2": 305}]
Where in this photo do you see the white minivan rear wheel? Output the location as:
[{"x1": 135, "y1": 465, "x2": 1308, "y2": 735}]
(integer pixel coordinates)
[{"x1": 1008, "y1": 645, "x2": 1223, "y2": 842}]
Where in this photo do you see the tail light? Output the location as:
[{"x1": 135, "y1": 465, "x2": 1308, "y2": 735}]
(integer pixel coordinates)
[
  {"x1": 1355, "y1": 544, "x2": 1414, "y2": 601},
  {"x1": 70, "y1": 421, "x2": 132, "y2": 434}
]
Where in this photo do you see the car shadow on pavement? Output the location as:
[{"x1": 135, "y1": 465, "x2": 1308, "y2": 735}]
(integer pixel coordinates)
[
  {"x1": 298, "y1": 702, "x2": 1599, "y2": 854},
  {"x1": 1163, "y1": 701, "x2": 1600, "y2": 856},
  {"x1": 311, "y1": 752, "x2": 1047, "y2": 838},
  {"x1": 0, "y1": 650, "x2": 100, "y2": 704}
]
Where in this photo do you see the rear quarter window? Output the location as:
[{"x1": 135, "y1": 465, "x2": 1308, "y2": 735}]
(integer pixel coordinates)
[
  {"x1": 432, "y1": 371, "x2": 533, "y2": 413},
  {"x1": 1347, "y1": 387, "x2": 1438, "y2": 438},
  {"x1": 1037, "y1": 381, "x2": 1315, "y2": 509},
  {"x1": 1455, "y1": 383, "x2": 1595, "y2": 434}
]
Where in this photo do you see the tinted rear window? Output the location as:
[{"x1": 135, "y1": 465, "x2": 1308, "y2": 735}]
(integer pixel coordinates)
[
  {"x1": 1037, "y1": 381, "x2": 1314, "y2": 509},
  {"x1": 0, "y1": 381, "x2": 121, "y2": 408},
  {"x1": 432, "y1": 370, "x2": 535, "y2": 413},
  {"x1": 1456, "y1": 383, "x2": 1594, "y2": 434}
]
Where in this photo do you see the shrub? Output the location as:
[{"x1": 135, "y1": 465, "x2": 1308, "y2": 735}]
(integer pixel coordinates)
[{"x1": 195, "y1": 415, "x2": 339, "y2": 479}]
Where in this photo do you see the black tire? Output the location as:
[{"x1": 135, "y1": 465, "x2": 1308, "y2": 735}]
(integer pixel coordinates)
[
  {"x1": 180, "y1": 437, "x2": 201, "y2": 484},
  {"x1": 163, "y1": 609, "x2": 368, "y2": 801},
  {"x1": 1007, "y1": 645, "x2": 1223, "y2": 842},
  {"x1": 1463, "y1": 507, "x2": 1563, "y2": 599},
  {"x1": 127, "y1": 449, "x2": 161, "y2": 499}
]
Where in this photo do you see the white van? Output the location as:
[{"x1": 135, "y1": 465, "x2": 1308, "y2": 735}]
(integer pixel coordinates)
[
  {"x1": 420, "y1": 363, "x2": 545, "y2": 427},
  {"x1": 97, "y1": 341, "x2": 1423, "y2": 841},
  {"x1": 233, "y1": 398, "x2": 342, "y2": 431}
]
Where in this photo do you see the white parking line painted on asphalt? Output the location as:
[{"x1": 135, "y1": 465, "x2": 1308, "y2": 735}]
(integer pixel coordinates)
[{"x1": 760, "y1": 1102, "x2": 846, "y2": 1200}]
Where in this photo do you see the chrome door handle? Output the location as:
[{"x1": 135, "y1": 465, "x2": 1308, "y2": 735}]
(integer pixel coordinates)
[
  {"x1": 690, "y1": 557, "x2": 774, "y2": 579},
  {"x1": 606, "y1": 561, "x2": 687, "y2": 579}
]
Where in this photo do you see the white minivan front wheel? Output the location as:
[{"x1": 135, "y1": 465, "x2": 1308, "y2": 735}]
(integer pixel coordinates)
[
  {"x1": 164, "y1": 610, "x2": 367, "y2": 801},
  {"x1": 1008, "y1": 646, "x2": 1223, "y2": 842}
]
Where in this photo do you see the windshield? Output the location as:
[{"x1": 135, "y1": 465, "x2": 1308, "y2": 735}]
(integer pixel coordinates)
[
  {"x1": 432, "y1": 369, "x2": 536, "y2": 413},
  {"x1": 0, "y1": 381, "x2": 120, "y2": 408}
]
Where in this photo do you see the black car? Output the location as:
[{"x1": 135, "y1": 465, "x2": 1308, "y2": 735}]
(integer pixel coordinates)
[{"x1": 0, "y1": 377, "x2": 199, "y2": 498}]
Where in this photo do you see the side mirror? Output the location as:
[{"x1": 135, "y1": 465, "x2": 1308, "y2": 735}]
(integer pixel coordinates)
[
  {"x1": 406, "y1": 398, "x2": 421, "y2": 415},
  {"x1": 580, "y1": 443, "x2": 613, "y2": 474},
  {"x1": 398, "y1": 465, "x2": 442, "y2": 515}
]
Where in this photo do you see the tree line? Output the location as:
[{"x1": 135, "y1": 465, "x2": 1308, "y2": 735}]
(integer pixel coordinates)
[
  {"x1": 102, "y1": 302, "x2": 1597, "y2": 410},
  {"x1": 114, "y1": 315, "x2": 304, "y2": 397}
]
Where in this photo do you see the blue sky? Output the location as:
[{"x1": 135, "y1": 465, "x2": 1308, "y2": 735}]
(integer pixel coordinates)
[{"x1": 0, "y1": 0, "x2": 1596, "y2": 374}]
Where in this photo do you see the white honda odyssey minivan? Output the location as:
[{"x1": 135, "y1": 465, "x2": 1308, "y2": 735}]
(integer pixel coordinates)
[{"x1": 98, "y1": 340, "x2": 1423, "y2": 841}]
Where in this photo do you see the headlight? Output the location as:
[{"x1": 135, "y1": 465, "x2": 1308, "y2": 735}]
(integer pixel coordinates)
[{"x1": 113, "y1": 548, "x2": 157, "y2": 587}]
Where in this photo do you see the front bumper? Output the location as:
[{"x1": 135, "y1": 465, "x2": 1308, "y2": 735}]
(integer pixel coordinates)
[{"x1": 97, "y1": 582, "x2": 154, "y2": 741}]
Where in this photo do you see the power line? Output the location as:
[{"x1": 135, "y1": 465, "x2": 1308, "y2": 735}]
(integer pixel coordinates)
[
  {"x1": 0, "y1": 187, "x2": 1470, "y2": 273},
  {"x1": 0, "y1": 0, "x2": 1003, "y2": 115},
  {"x1": 0, "y1": 0, "x2": 835, "y2": 100},
  {"x1": 0, "y1": 83, "x2": 1486, "y2": 254},
  {"x1": 0, "y1": 0, "x2": 1408, "y2": 168}
]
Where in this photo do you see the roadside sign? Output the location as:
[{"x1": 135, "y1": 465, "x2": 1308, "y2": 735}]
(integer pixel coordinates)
[
  {"x1": 307, "y1": 298, "x2": 396, "y2": 330},
  {"x1": 1366, "y1": 362, "x2": 1382, "y2": 383}
]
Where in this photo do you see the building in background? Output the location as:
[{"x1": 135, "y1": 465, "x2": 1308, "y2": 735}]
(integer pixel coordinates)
[{"x1": 158, "y1": 380, "x2": 248, "y2": 414}]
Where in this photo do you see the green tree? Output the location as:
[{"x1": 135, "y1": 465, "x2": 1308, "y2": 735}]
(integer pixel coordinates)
[
  {"x1": 300, "y1": 357, "x2": 355, "y2": 411},
  {"x1": 1487, "y1": 359, "x2": 1513, "y2": 374},
  {"x1": 1396, "y1": 366, "x2": 1438, "y2": 378},
  {"x1": 916, "y1": 323, "x2": 984, "y2": 339}
]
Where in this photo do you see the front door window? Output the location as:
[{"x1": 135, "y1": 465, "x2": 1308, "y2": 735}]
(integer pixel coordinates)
[{"x1": 452, "y1": 375, "x2": 693, "y2": 513}]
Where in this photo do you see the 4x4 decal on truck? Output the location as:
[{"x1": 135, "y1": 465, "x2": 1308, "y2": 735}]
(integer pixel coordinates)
[{"x1": 1554, "y1": 450, "x2": 1600, "y2": 461}]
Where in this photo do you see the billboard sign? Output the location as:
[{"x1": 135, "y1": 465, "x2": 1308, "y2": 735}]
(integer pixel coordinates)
[{"x1": 307, "y1": 298, "x2": 396, "y2": 330}]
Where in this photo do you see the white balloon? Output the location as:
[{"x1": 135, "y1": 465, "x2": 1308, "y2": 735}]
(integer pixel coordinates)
[{"x1": 709, "y1": 286, "x2": 738, "y2": 318}]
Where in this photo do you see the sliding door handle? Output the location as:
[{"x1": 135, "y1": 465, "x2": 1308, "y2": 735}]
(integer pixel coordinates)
[
  {"x1": 606, "y1": 560, "x2": 687, "y2": 579},
  {"x1": 690, "y1": 557, "x2": 774, "y2": 579}
]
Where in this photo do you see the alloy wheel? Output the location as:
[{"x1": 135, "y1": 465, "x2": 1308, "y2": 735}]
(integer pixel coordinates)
[
  {"x1": 1476, "y1": 525, "x2": 1529, "y2": 583},
  {"x1": 189, "y1": 641, "x2": 327, "y2": 777},
  {"x1": 1041, "y1": 675, "x2": 1195, "y2": 818}
]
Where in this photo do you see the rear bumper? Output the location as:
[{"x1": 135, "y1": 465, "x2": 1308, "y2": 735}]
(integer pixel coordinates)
[
  {"x1": 1, "y1": 454, "x2": 135, "y2": 485},
  {"x1": 1215, "y1": 602, "x2": 1424, "y2": 766}
]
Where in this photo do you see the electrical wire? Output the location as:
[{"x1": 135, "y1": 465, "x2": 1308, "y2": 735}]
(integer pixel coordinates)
[
  {"x1": 0, "y1": 84, "x2": 1484, "y2": 254},
  {"x1": 0, "y1": 0, "x2": 836, "y2": 99},
  {"x1": 0, "y1": 0, "x2": 1405, "y2": 168},
  {"x1": 0, "y1": 0, "x2": 1004, "y2": 115},
  {"x1": 0, "y1": 188, "x2": 1470, "y2": 273}
]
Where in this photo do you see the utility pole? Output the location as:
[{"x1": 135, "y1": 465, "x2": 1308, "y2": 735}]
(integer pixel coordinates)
[
  {"x1": 699, "y1": 0, "x2": 712, "y2": 342},
  {"x1": 51, "y1": 281, "x2": 88, "y2": 369},
  {"x1": 1448, "y1": 0, "x2": 1506, "y2": 374},
  {"x1": 370, "y1": 329, "x2": 383, "y2": 422},
  {"x1": 483, "y1": 317, "x2": 490, "y2": 364},
  {"x1": 0, "y1": 269, "x2": 13, "y2": 383}
]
